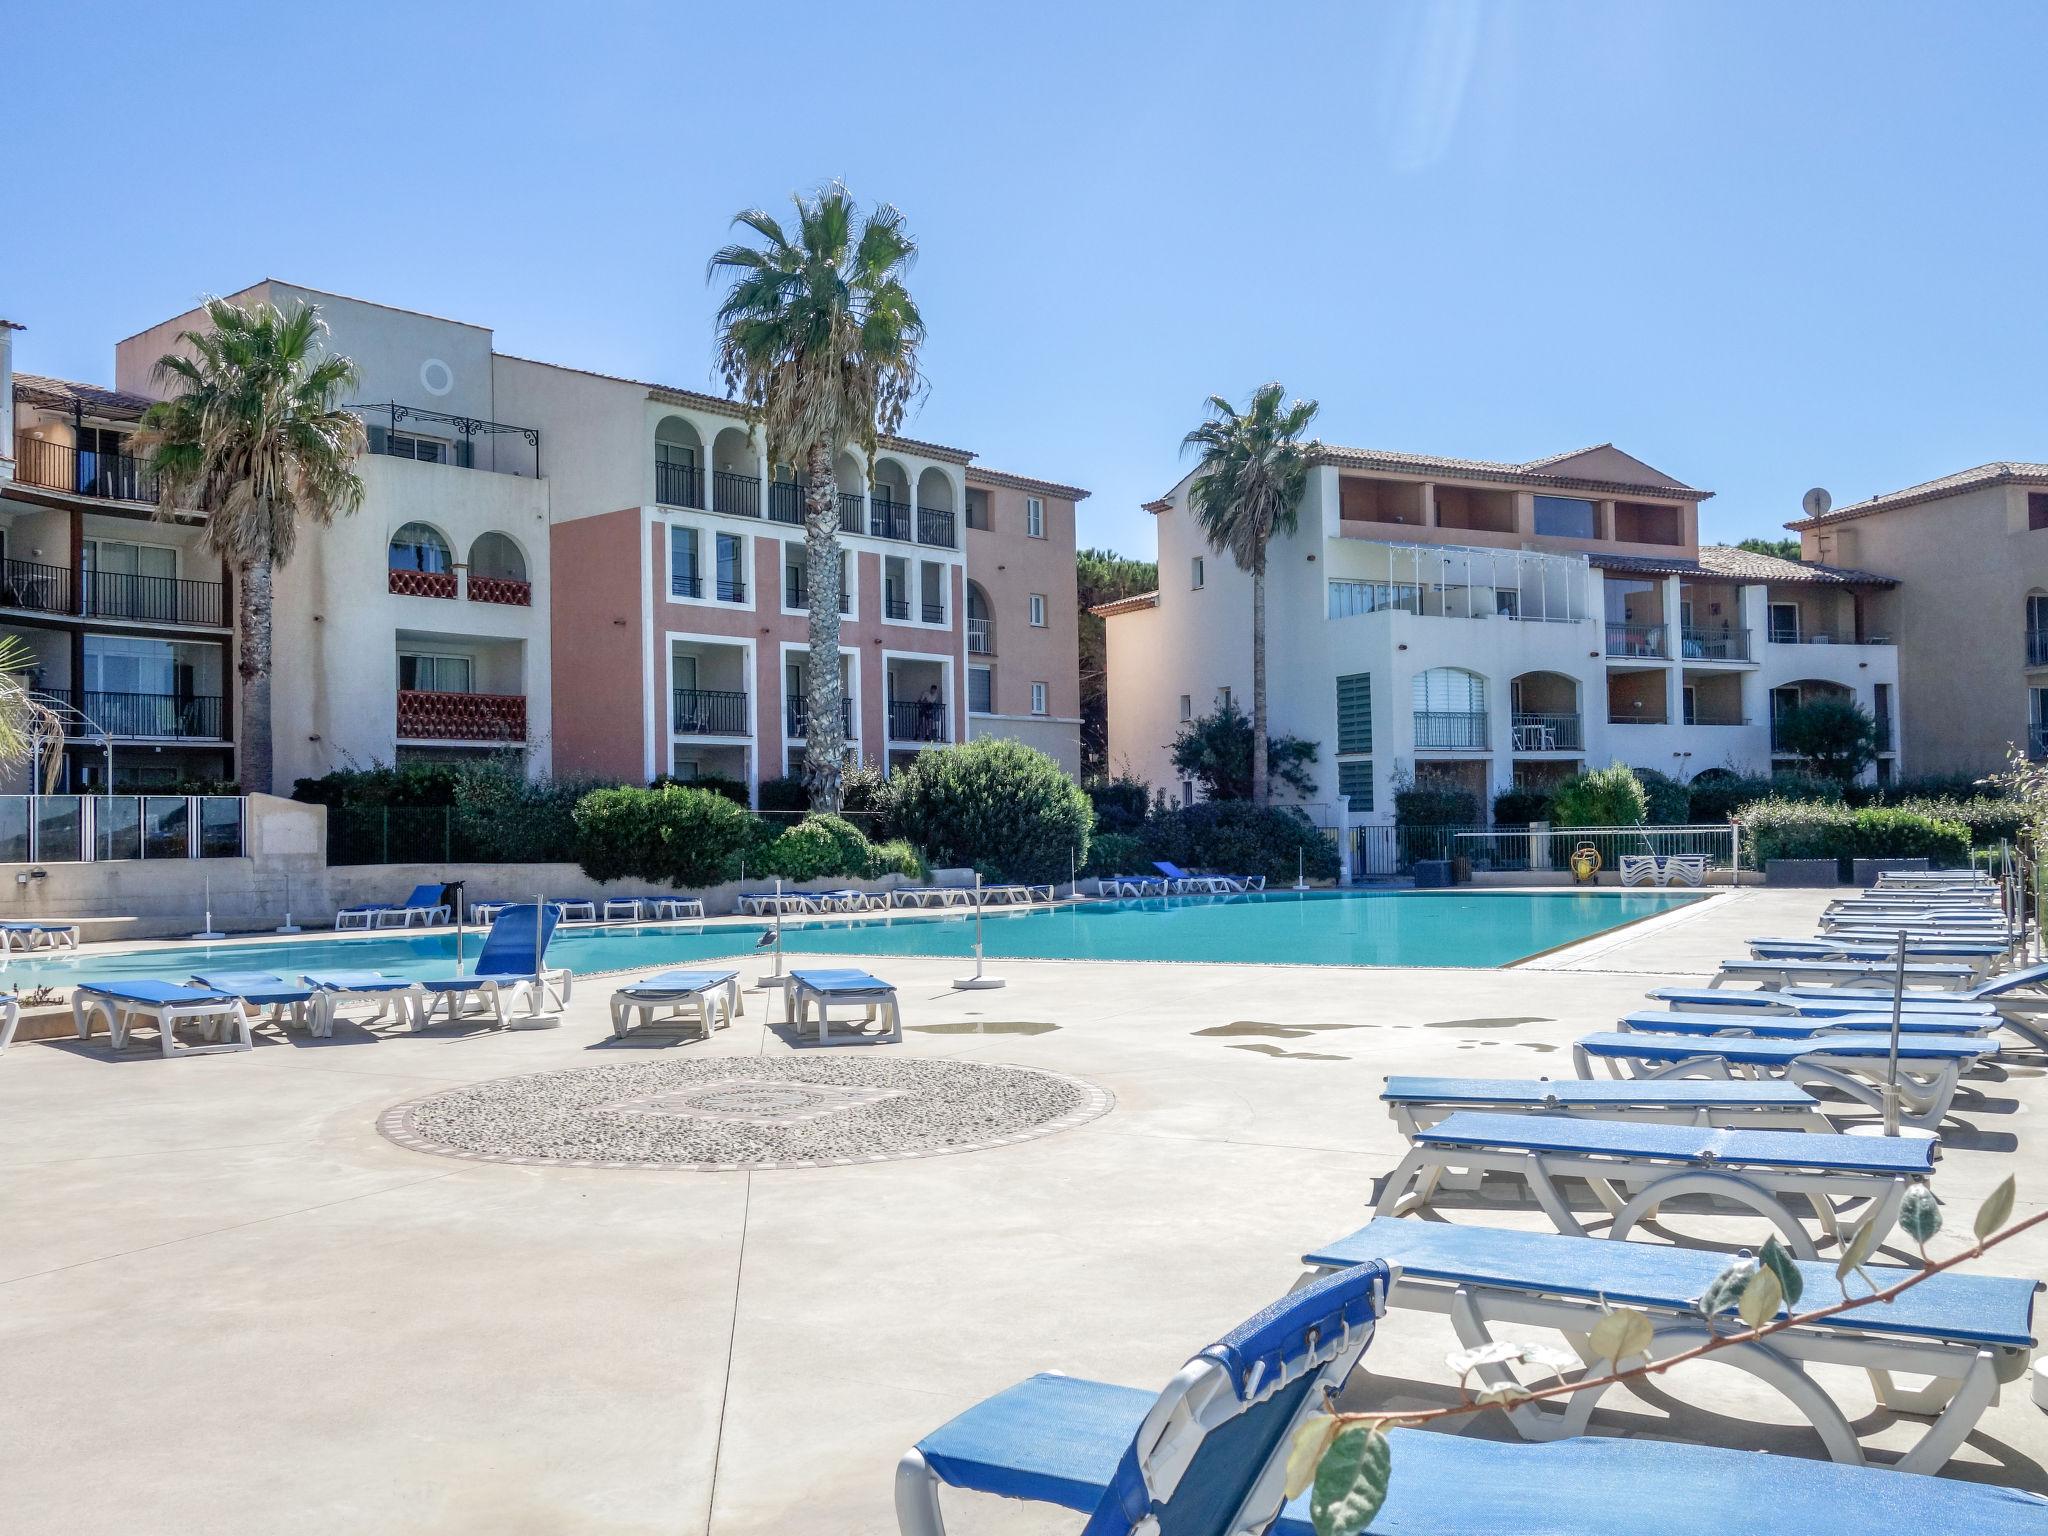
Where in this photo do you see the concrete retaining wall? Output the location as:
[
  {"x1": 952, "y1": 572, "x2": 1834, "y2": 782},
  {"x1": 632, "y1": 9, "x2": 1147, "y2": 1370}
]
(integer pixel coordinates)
[{"x1": 1765, "y1": 858, "x2": 1841, "y2": 887}]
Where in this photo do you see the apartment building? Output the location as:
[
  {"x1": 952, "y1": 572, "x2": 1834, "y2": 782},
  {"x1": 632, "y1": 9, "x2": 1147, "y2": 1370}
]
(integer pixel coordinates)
[
  {"x1": 1792, "y1": 462, "x2": 2048, "y2": 776},
  {"x1": 1102, "y1": 443, "x2": 1903, "y2": 820},
  {"x1": 0, "y1": 281, "x2": 1083, "y2": 798}
]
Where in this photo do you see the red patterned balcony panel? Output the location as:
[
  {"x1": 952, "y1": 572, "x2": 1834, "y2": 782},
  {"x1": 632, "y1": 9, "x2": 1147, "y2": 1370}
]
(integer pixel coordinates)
[
  {"x1": 389, "y1": 567, "x2": 458, "y2": 599},
  {"x1": 468, "y1": 575, "x2": 532, "y2": 606},
  {"x1": 396, "y1": 689, "x2": 527, "y2": 742}
]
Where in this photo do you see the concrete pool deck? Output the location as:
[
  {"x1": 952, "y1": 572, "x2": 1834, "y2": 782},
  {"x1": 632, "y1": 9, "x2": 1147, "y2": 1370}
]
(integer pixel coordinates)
[{"x1": 2, "y1": 886, "x2": 2043, "y2": 1532}]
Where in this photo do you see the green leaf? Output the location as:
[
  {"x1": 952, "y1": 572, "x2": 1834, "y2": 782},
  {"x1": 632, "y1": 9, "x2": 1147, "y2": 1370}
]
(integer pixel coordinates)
[
  {"x1": 1976, "y1": 1174, "x2": 2016, "y2": 1242},
  {"x1": 1697, "y1": 1259, "x2": 1756, "y2": 1319},
  {"x1": 1737, "y1": 1266, "x2": 1784, "y2": 1330},
  {"x1": 1311, "y1": 1425, "x2": 1391, "y2": 1536},
  {"x1": 1285, "y1": 1415, "x2": 1333, "y2": 1501},
  {"x1": 1835, "y1": 1209, "x2": 1886, "y2": 1283},
  {"x1": 1588, "y1": 1306, "x2": 1655, "y2": 1366},
  {"x1": 1899, "y1": 1185, "x2": 1943, "y2": 1247},
  {"x1": 1757, "y1": 1236, "x2": 1804, "y2": 1310}
]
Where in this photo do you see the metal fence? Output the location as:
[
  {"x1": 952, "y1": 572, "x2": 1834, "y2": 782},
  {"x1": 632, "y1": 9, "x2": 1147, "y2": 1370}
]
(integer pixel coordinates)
[
  {"x1": 1353, "y1": 821, "x2": 1739, "y2": 878},
  {"x1": 0, "y1": 794, "x2": 245, "y2": 862}
]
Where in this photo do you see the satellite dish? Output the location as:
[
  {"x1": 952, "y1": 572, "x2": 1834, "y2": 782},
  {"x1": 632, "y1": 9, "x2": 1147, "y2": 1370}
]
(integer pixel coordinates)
[{"x1": 1801, "y1": 487, "x2": 1832, "y2": 519}]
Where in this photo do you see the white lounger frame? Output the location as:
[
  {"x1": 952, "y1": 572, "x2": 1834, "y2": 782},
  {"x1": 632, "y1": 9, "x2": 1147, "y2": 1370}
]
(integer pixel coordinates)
[
  {"x1": 1573, "y1": 1038, "x2": 1976, "y2": 1131},
  {"x1": 0, "y1": 922, "x2": 79, "y2": 953},
  {"x1": 609, "y1": 974, "x2": 741, "y2": 1040},
  {"x1": 786, "y1": 977, "x2": 901, "y2": 1045},
  {"x1": 1300, "y1": 1254, "x2": 2030, "y2": 1475},
  {"x1": 72, "y1": 990, "x2": 252, "y2": 1058},
  {"x1": 1385, "y1": 1092, "x2": 1831, "y2": 1137}
]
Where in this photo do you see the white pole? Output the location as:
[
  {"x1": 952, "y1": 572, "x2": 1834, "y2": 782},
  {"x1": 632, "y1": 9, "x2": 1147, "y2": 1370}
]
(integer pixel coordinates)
[
  {"x1": 1883, "y1": 930, "x2": 1905, "y2": 1138},
  {"x1": 192, "y1": 869, "x2": 224, "y2": 940},
  {"x1": 276, "y1": 871, "x2": 301, "y2": 934},
  {"x1": 953, "y1": 870, "x2": 1005, "y2": 989}
]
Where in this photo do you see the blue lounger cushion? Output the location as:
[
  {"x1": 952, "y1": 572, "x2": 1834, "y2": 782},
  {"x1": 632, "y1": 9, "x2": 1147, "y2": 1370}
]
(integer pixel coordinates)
[
  {"x1": 1650, "y1": 987, "x2": 1997, "y2": 1015},
  {"x1": 1414, "y1": 1109, "x2": 1936, "y2": 1176},
  {"x1": 1580, "y1": 1029, "x2": 1992, "y2": 1064},
  {"x1": 1305, "y1": 1218, "x2": 2037, "y2": 1349},
  {"x1": 914, "y1": 1375, "x2": 2048, "y2": 1534},
  {"x1": 617, "y1": 968, "x2": 739, "y2": 996},
  {"x1": 790, "y1": 967, "x2": 890, "y2": 994},
  {"x1": 1720, "y1": 959, "x2": 1979, "y2": 982},
  {"x1": 1382, "y1": 1075, "x2": 1820, "y2": 1111},
  {"x1": 190, "y1": 972, "x2": 314, "y2": 1005},
  {"x1": 302, "y1": 971, "x2": 414, "y2": 992},
  {"x1": 1752, "y1": 935, "x2": 2007, "y2": 955},
  {"x1": 0, "y1": 920, "x2": 74, "y2": 931},
  {"x1": 78, "y1": 981, "x2": 231, "y2": 1006},
  {"x1": 1621, "y1": 1008, "x2": 1990, "y2": 1038}
]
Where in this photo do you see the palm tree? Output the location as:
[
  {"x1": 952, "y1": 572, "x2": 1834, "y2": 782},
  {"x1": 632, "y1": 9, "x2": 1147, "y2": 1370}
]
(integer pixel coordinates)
[
  {"x1": 136, "y1": 298, "x2": 365, "y2": 795},
  {"x1": 1182, "y1": 384, "x2": 1321, "y2": 806},
  {"x1": 708, "y1": 184, "x2": 924, "y2": 811}
]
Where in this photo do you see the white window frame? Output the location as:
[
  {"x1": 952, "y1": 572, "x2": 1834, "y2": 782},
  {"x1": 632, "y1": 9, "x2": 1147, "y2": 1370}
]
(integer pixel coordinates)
[
  {"x1": 1029, "y1": 593, "x2": 1047, "y2": 628},
  {"x1": 1026, "y1": 496, "x2": 1045, "y2": 538},
  {"x1": 1191, "y1": 556, "x2": 1205, "y2": 590},
  {"x1": 968, "y1": 663, "x2": 994, "y2": 716},
  {"x1": 777, "y1": 639, "x2": 861, "y2": 753},
  {"x1": 1178, "y1": 693, "x2": 1192, "y2": 721},
  {"x1": 780, "y1": 540, "x2": 855, "y2": 619},
  {"x1": 666, "y1": 519, "x2": 754, "y2": 612},
  {"x1": 397, "y1": 651, "x2": 476, "y2": 694},
  {"x1": 1768, "y1": 601, "x2": 1801, "y2": 643},
  {"x1": 1030, "y1": 681, "x2": 1048, "y2": 716}
]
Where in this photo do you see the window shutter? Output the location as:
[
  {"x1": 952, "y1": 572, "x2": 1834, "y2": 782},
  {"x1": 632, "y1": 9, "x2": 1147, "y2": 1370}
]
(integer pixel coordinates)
[
  {"x1": 1335, "y1": 674, "x2": 1372, "y2": 754},
  {"x1": 367, "y1": 425, "x2": 388, "y2": 455}
]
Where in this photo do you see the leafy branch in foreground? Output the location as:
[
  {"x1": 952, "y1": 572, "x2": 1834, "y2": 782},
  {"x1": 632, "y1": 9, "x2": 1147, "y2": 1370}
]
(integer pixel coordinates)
[{"x1": 1291, "y1": 1175, "x2": 2032, "y2": 1536}]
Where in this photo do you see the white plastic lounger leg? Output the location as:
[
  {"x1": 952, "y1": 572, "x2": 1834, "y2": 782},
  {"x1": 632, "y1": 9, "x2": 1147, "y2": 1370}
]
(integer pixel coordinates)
[
  {"x1": 894, "y1": 1447, "x2": 948, "y2": 1536},
  {"x1": 1605, "y1": 1170, "x2": 1823, "y2": 1260}
]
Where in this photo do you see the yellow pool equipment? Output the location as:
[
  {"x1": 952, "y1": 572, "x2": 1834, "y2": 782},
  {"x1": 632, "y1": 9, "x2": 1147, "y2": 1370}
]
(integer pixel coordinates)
[{"x1": 1570, "y1": 842, "x2": 1602, "y2": 883}]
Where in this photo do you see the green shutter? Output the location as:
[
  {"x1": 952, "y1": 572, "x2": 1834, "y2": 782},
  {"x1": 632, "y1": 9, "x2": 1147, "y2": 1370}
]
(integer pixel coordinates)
[
  {"x1": 1338, "y1": 759, "x2": 1374, "y2": 811},
  {"x1": 1336, "y1": 673, "x2": 1372, "y2": 755}
]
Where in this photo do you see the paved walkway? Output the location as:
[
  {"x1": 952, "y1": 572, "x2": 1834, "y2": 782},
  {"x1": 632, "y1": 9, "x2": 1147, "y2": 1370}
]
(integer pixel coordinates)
[{"x1": 2, "y1": 888, "x2": 2042, "y2": 1532}]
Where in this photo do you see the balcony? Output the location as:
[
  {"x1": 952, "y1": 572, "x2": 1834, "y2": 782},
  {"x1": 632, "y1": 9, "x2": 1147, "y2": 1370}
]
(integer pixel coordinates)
[
  {"x1": 967, "y1": 617, "x2": 995, "y2": 655},
  {"x1": 768, "y1": 479, "x2": 807, "y2": 526},
  {"x1": 712, "y1": 470, "x2": 762, "y2": 519},
  {"x1": 389, "y1": 567, "x2": 458, "y2": 599},
  {"x1": 920, "y1": 601, "x2": 946, "y2": 624},
  {"x1": 884, "y1": 595, "x2": 910, "y2": 621},
  {"x1": 37, "y1": 688, "x2": 224, "y2": 740},
  {"x1": 85, "y1": 569, "x2": 226, "y2": 627},
  {"x1": 1767, "y1": 626, "x2": 1880, "y2": 646},
  {"x1": 1510, "y1": 712, "x2": 1581, "y2": 751},
  {"x1": 1687, "y1": 710, "x2": 1747, "y2": 727},
  {"x1": 1605, "y1": 622, "x2": 1667, "y2": 659},
  {"x1": 656, "y1": 460, "x2": 704, "y2": 510},
  {"x1": 783, "y1": 575, "x2": 852, "y2": 615},
  {"x1": 1610, "y1": 711, "x2": 1671, "y2": 726},
  {"x1": 786, "y1": 697, "x2": 854, "y2": 738},
  {"x1": 839, "y1": 492, "x2": 864, "y2": 535},
  {"x1": 673, "y1": 688, "x2": 749, "y2": 735},
  {"x1": 396, "y1": 689, "x2": 526, "y2": 742},
  {"x1": 0, "y1": 559, "x2": 75, "y2": 616},
  {"x1": 1680, "y1": 627, "x2": 1751, "y2": 662},
  {"x1": 2030, "y1": 630, "x2": 2048, "y2": 667},
  {"x1": 870, "y1": 496, "x2": 913, "y2": 542},
  {"x1": 356, "y1": 403, "x2": 540, "y2": 477},
  {"x1": 468, "y1": 575, "x2": 531, "y2": 607},
  {"x1": 13, "y1": 435, "x2": 158, "y2": 504},
  {"x1": 888, "y1": 699, "x2": 947, "y2": 742},
  {"x1": 1413, "y1": 710, "x2": 1487, "y2": 750},
  {"x1": 917, "y1": 506, "x2": 956, "y2": 548}
]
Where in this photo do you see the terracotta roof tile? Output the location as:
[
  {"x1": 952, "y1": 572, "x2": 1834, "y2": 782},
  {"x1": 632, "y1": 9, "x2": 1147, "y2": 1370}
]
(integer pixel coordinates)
[
  {"x1": 1588, "y1": 546, "x2": 1895, "y2": 587},
  {"x1": 1091, "y1": 590, "x2": 1159, "y2": 618},
  {"x1": 965, "y1": 465, "x2": 1089, "y2": 501},
  {"x1": 12, "y1": 372, "x2": 155, "y2": 421},
  {"x1": 1788, "y1": 462, "x2": 2048, "y2": 529}
]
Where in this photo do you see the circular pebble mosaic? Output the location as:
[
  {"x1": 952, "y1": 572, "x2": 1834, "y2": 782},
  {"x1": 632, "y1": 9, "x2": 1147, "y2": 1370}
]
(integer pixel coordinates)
[{"x1": 379, "y1": 1056, "x2": 1112, "y2": 1171}]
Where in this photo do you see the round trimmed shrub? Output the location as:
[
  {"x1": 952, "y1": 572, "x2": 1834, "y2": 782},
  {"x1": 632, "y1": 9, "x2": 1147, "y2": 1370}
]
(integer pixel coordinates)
[
  {"x1": 1550, "y1": 764, "x2": 1648, "y2": 828},
  {"x1": 1143, "y1": 802, "x2": 1339, "y2": 883},
  {"x1": 1491, "y1": 785, "x2": 1554, "y2": 827},
  {"x1": 572, "y1": 785, "x2": 756, "y2": 887},
  {"x1": 868, "y1": 838, "x2": 925, "y2": 880},
  {"x1": 1081, "y1": 830, "x2": 1147, "y2": 879},
  {"x1": 889, "y1": 738, "x2": 1092, "y2": 885},
  {"x1": 759, "y1": 813, "x2": 874, "y2": 882},
  {"x1": 1634, "y1": 768, "x2": 1691, "y2": 825}
]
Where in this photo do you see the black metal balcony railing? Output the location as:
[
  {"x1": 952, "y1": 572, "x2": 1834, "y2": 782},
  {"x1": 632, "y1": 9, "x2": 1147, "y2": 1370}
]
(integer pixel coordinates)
[
  {"x1": 967, "y1": 617, "x2": 995, "y2": 655},
  {"x1": 786, "y1": 697, "x2": 854, "y2": 739},
  {"x1": 838, "y1": 492, "x2": 864, "y2": 535},
  {"x1": 673, "y1": 688, "x2": 749, "y2": 735},
  {"x1": 1605, "y1": 621, "x2": 1667, "y2": 658},
  {"x1": 13, "y1": 436, "x2": 159, "y2": 503},
  {"x1": 884, "y1": 595, "x2": 910, "y2": 621},
  {"x1": 37, "y1": 689, "x2": 224, "y2": 740},
  {"x1": 1611, "y1": 710, "x2": 1671, "y2": 726},
  {"x1": 715, "y1": 576, "x2": 747, "y2": 603},
  {"x1": 870, "y1": 497, "x2": 913, "y2": 542},
  {"x1": 767, "y1": 479, "x2": 807, "y2": 526},
  {"x1": 712, "y1": 470, "x2": 762, "y2": 519},
  {"x1": 655, "y1": 460, "x2": 704, "y2": 509},
  {"x1": 84, "y1": 570, "x2": 226, "y2": 627},
  {"x1": 888, "y1": 699, "x2": 947, "y2": 742},
  {"x1": 921, "y1": 601, "x2": 945, "y2": 624},
  {"x1": 673, "y1": 571, "x2": 702, "y2": 599},
  {"x1": 1509, "y1": 712, "x2": 1581, "y2": 751},
  {"x1": 1413, "y1": 710, "x2": 1488, "y2": 750},
  {"x1": 917, "y1": 506, "x2": 956, "y2": 548},
  {"x1": 1681, "y1": 626, "x2": 1751, "y2": 662},
  {"x1": 0, "y1": 558, "x2": 76, "y2": 616},
  {"x1": 2029, "y1": 629, "x2": 2048, "y2": 667},
  {"x1": 784, "y1": 575, "x2": 853, "y2": 615}
]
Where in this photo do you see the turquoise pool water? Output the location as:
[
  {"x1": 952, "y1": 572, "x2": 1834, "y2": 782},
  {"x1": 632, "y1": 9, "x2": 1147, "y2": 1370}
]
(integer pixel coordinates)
[{"x1": 7, "y1": 890, "x2": 1698, "y2": 985}]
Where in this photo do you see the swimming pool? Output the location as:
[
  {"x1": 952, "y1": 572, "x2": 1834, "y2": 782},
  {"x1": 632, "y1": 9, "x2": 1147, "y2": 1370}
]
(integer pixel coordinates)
[{"x1": 5, "y1": 890, "x2": 1700, "y2": 985}]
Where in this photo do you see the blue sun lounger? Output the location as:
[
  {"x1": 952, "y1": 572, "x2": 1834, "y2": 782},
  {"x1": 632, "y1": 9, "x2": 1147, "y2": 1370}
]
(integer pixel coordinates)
[
  {"x1": 1650, "y1": 985, "x2": 1998, "y2": 1016},
  {"x1": 894, "y1": 1266, "x2": 2048, "y2": 1536},
  {"x1": 70, "y1": 980, "x2": 249, "y2": 1057},
  {"x1": 787, "y1": 966, "x2": 900, "y2": 1045},
  {"x1": 609, "y1": 968, "x2": 742, "y2": 1040},
  {"x1": 1381, "y1": 1075, "x2": 1829, "y2": 1134},
  {"x1": 411, "y1": 903, "x2": 574, "y2": 1030},
  {"x1": 334, "y1": 883, "x2": 451, "y2": 931},
  {"x1": 1574, "y1": 1030, "x2": 1993, "y2": 1130},
  {"x1": 189, "y1": 972, "x2": 317, "y2": 1034},
  {"x1": 1301, "y1": 1218, "x2": 2039, "y2": 1475},
  {"x1": 0, "y1": 919, "x2": 79, "y2": 953},
  {"x1": 1620, "y1": 1007, "x2": 1994, "y2": 1039},
  {"x1": 300, "y1": 971, "x2": 417, "y2": 1035},
  {"x1": 1711, "y1": 957, "x2": 1977, "y2": 991},
  {"x1": 1748, "y1": 935, "x2": 2006, "y2": 971},
  {"x1": 1376, "y1": 1108, "x2": 1934, "y2": 1259}
]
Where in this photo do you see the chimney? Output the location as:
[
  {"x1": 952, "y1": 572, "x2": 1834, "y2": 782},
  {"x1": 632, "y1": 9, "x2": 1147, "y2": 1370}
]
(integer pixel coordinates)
[{"x1": 0, "y1": 319, "x2": 19, "y2": 483}]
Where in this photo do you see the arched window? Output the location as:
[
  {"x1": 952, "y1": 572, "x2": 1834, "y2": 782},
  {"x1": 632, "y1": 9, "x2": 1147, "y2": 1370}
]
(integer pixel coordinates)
[
  {"x1": 389, "y1": 523, "x2": 451, "y2": 573},
  {"x1": 469, "y1": 532, "x2": 527, "y2": 583},
  {"x1": 1413, "y1": 667, "x2": 1485, "y2": 713},
  {"x1": 2028, "y1": 592, "x2": 2048, "y2": 664}
]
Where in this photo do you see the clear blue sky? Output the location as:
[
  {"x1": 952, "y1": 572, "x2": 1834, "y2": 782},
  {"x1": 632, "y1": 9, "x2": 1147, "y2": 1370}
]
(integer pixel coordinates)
[{"x1": 6, "y1": 1, "x2": 2044, "y2": 559}]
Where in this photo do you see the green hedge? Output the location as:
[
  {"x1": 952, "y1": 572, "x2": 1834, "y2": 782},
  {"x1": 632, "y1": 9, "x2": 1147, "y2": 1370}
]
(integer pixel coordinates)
[
  {"x1": 1550, "y1": 764, "x2": 1648, "y2": 828},
  {"x1": 889, "y1": 738, "x2": 1092, "y2": 885},
  {"x1": 1741, "y1": 799, "x2": 1971, "y2": 871},
  {"x1": 1685, "y1": 771, "x2": 1843, "y2": 823},
  {"x1": 1394, "y1": 782, "x2": 1480, "y2": 826},
  {"x1": 572, "y1": 785, "x2": 758, "y2": 887},
  {"x1": 755, "y1": 813, "x2": 909, "y2": 882},
  {"x1": 1634, "y1": 767, "x2": 1691, "y2": 825},
  {"x1": 1081, "y1": 803, "x2": 1339, "y2": 883},
  {"x1": 297, "y1": 761, "x2": 587, "y2": 865}
]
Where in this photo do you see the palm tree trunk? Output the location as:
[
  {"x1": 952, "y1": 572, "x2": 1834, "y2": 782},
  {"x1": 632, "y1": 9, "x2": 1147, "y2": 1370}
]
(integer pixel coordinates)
[
  {"x1": 237, "y1": 554, "x2": 274, "y2": 794},
  {"x1": 1250, "y1": 563, "x2": 1269, "y2": 806},
  {"x1": 801, "y1": 441, "x2": 846, "y2": 812}
]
